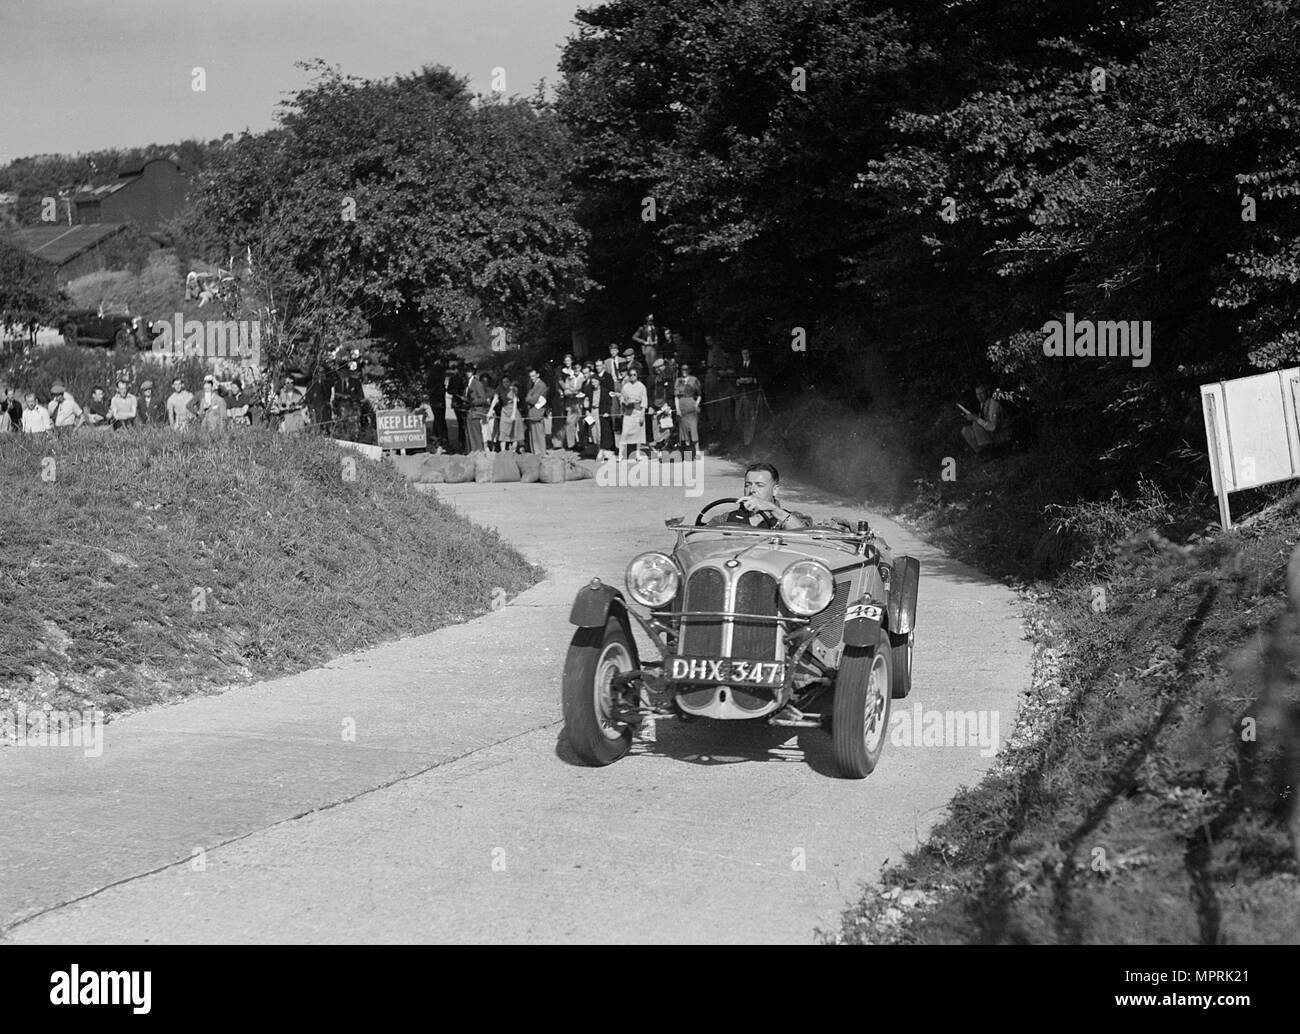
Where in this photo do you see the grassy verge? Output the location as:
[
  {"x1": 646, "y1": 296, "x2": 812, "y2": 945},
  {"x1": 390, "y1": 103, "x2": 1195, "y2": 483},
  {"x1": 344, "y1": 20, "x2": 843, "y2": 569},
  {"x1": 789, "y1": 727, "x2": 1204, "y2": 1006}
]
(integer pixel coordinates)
[
  {"x1": 0, "y1": 426, "x2": 539, "y2": 718},
  {"x1": 825, "y1": 489, "x2": 1300, "y2": 944}
]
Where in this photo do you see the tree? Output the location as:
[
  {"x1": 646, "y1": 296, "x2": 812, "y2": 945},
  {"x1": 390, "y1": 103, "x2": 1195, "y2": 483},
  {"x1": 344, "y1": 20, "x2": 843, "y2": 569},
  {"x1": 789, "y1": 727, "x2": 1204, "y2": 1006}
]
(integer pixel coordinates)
[
  {"x1": 186, "y1": 61, "x2": 591, "y2": 408},
  {"x1": 0, "y1": 239, "x2": 67, "y2": 349}
]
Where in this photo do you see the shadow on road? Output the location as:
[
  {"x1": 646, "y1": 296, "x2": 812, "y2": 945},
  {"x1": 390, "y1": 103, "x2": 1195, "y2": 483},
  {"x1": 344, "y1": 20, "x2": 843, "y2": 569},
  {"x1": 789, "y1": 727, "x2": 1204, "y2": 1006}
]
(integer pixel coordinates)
[{"x1": 554, "y1": 718, "x2": 841, "y2": 778}]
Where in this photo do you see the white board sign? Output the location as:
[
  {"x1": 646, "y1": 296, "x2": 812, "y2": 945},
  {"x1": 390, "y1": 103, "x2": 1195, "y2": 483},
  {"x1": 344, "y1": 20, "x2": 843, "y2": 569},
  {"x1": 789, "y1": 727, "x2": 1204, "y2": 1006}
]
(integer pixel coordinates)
[{"x1": 1200, "y1": 367, "x2": 1300, "y2": 527}]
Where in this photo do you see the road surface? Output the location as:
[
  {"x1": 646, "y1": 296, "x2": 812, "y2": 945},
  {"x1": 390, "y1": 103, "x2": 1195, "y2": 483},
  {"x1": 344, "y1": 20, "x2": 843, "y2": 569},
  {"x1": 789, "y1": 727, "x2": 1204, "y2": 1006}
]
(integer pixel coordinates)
[{"x1": 0, "y1": 454, "x2": 1028, "y2": 943}]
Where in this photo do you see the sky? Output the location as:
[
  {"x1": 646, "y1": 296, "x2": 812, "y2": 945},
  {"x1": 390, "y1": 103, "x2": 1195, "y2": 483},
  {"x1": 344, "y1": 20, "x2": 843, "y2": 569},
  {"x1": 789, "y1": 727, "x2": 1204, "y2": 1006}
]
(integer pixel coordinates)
[{"x1": 0, "y1": 0, "x2": 586, "y2": 163}]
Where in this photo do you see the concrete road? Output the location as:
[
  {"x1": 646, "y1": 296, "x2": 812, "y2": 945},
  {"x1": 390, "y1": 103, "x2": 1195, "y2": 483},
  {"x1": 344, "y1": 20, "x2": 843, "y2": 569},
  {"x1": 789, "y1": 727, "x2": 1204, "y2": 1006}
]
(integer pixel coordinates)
[{"x1": 0, "y1": 454, "x2": 1028, "y2": 943}]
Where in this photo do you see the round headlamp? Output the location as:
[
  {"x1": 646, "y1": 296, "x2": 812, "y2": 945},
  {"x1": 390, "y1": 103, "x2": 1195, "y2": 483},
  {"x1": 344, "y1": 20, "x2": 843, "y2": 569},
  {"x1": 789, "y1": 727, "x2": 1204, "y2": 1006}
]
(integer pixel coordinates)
[
  {"x1": 625, "y1": 552, "x2": 679, "y2": 608},
  {"x1": 780, "y1": 559, "x2": 834, "y2": 616}
]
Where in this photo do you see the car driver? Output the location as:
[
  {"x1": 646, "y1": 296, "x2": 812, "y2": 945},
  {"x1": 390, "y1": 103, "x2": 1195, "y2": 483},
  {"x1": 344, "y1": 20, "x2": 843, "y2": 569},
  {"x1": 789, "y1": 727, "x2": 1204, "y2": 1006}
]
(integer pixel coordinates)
[{"x1": 711, "y1": 462, "x2": 810, "y2": 529}]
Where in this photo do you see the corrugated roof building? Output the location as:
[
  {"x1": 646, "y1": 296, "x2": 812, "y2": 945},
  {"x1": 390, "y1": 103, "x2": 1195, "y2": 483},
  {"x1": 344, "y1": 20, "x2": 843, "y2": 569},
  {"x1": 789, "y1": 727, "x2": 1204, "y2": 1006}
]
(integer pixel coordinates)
[
  {"x1": 7, "y1": 223, "x2": 133, "y2": 280},
  {"x1": 70, "y1": 158, "x2": 186, "y2": 233}
]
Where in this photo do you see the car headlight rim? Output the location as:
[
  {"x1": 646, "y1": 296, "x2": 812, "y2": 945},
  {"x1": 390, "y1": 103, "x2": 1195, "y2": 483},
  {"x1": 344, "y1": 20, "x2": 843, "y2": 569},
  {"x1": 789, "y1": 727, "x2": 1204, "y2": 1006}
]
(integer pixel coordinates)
[
  {"x1": 780, "y1": 559, "x2": 835, "y2": 616},
  {"x1": 625, "y1": 551, "x2": 680, "y2": 608}
]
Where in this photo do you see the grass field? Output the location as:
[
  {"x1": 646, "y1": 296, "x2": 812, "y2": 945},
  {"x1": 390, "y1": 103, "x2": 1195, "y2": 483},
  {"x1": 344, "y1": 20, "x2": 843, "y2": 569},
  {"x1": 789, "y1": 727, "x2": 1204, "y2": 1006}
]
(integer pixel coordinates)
[{"x1": 0, "y1": 426, "x2": 539, "y2": 717}]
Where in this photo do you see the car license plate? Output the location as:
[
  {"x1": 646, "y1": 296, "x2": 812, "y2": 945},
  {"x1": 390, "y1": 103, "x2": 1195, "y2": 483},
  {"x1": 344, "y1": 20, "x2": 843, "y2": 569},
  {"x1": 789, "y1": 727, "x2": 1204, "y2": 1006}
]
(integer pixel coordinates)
[{"x1": 668, "y1": 657, "x2": 785, "y2": 686}]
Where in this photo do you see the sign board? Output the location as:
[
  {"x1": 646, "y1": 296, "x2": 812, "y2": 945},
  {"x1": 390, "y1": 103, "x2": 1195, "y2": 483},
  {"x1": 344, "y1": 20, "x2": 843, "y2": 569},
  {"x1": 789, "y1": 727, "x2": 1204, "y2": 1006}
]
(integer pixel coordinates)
[
  {"x1": 1200, "y1": 367, "x2": 1300, "y2": 528},
  {"x1": 375, "y1": 408, "x2": 427, "y2": 451}
]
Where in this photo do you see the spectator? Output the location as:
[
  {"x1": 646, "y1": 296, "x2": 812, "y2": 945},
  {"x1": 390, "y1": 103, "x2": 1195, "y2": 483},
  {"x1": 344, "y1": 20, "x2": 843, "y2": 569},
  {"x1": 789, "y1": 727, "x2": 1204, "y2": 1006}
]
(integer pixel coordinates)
[
  {"x1": 464, "y1": 363, "x2": 490, "y2": 453},
  {"x1": 446, "y1": 357, "x2": 468, "y2": 452},
  {"x1": 606, "y1": 342, "x2": 623, "y2": 379},
  {"x1": 47, "y1": 382, "x2": 84, "y2": 429},
  {"x1": 136, "y1": 380, "x2": 158, "y2": 426},
  {"x1": 221, "y1": 376, "x2": 252, "y2": 425},
  {"x1": 523, "y1": 367, "x2": 549, "y2": 456},
  {"x1": 331, "y1": 349, "x2": 365, "y2": 437},
  {"x1": 498, "y1": 379, "x2": 524, "y2": 452},
  {"x1": 560, "y1": 357, "x2": 584, "y2": 450},
  {"x1": 192, "y1": 374, "x2": 229, "y2": 430},
  {"x1": 633, "y1": 313, "x2": 660, "y2": 370},
  {"x1": 959, "y1": 384, "x2": 1011, "y2": 454},
  {"x1": 480, "y1": 371, "x2": 499, "y2": 451},
  {"x1": 619, "y1": 364, "x2": 648, "y2": 459},
  {"x1": 22, "y1": 392, "x2": 54, "y2": 433},
  {"x1": 274, "y1": 381, "x2": 308, "y2": 433},
  {"x1": 0, "y1": 384, "x2": 23, "y2": 430},
  {"x1": 109, "y1": 379, "x2": 138, "y2": 429},
  {"x1": 84, "y1": 385, "x2": 111, "y2": 428},
  {"x1": 675, "y1": 361, "x2": 703, "y2": 459},
  {"x1": 426, "y1": 354, "x2": 449, "y2": 446},
  {"x1": 597, "y1": 356, "x2": 621, "y2": 460},
  {"x1": 166, "y1": 376, "x2": 195, "y2": 429}
]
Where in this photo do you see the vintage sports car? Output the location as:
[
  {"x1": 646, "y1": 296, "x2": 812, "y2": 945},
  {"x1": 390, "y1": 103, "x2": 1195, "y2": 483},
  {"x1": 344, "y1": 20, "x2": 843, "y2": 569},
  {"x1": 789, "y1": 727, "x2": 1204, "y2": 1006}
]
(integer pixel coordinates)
[{"x1": 561, "y1": 497, "x2": 920, "y2": 778}]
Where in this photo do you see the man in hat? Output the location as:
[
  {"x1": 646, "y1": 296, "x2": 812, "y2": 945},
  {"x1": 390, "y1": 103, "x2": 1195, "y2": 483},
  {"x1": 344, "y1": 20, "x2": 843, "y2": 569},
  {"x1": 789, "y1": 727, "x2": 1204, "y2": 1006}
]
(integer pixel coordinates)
[
  {"x1": 166, "y1": 376, "x2": 195, "y2": 429},
  {"x1": 47, "y1": 382, "x2": 84, "y2": 429},
  {"x1": 621, "y1": 347, "x2": 641, "y2": 382},
  {"x1": 136, "y1": 380, "x2": 158, "y2": 425}
]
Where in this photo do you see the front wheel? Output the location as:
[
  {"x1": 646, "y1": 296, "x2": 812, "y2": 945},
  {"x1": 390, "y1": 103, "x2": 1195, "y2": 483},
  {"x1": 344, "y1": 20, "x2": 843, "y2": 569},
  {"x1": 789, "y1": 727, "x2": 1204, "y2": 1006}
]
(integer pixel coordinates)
[
  {"x1": 831, "y1": 634, "x2": 892, "y2": 779},
  {"x1": 562, "y1": 615, "x2": 636, "y2": 766}
]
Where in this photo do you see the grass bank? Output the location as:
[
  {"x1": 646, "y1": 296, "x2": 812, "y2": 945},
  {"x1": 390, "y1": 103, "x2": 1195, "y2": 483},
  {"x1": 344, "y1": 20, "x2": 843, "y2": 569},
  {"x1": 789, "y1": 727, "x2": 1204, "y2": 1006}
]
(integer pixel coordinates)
[{"x1": 0, "y1": 426, "x2": 539, "y2": 718}]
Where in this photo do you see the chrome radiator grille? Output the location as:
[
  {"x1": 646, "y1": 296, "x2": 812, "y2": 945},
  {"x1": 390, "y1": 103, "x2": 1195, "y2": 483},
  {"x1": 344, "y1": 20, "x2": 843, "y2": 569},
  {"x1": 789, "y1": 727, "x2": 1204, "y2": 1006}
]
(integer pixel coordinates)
[
  {"x1": 732, "y1": 570, "x2": 779, "y2": 659},
  {"x1": 678, "y1": 567, "x2": 725, "y2": 655}
]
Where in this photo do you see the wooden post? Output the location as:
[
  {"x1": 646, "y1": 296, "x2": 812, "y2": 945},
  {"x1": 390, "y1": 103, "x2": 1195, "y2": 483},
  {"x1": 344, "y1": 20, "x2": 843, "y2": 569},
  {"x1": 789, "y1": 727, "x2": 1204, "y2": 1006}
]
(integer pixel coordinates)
[{"x1": 1204, "y1": 393, "x2": 1233, "y2": 530}]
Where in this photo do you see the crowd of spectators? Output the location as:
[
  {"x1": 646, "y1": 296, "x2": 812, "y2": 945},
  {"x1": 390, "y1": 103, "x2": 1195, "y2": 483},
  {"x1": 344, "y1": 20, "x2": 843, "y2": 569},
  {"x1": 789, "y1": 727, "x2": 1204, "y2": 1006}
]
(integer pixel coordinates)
[{"x1": 426, "y1": 316, "x2": 763, "y2": 461}]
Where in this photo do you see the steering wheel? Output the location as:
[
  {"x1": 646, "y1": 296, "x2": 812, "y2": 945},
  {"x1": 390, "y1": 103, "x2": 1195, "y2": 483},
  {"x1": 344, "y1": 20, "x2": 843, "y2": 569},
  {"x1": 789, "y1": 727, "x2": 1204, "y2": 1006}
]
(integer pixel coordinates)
[{"x1": 694, "y1": 497, "x2": 777, "y2": 528}]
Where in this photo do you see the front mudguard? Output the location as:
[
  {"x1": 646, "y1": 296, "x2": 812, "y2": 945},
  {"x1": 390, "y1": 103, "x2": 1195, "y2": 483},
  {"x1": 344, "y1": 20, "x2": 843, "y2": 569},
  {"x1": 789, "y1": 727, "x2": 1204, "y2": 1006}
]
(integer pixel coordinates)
[
  {"x1": 887, "y1": 556, "x2": 920, "y2": 636},
  {"x1": 569, "y1": 579, "x2": 641, "y2": 665},
  {"x1": 843, "y1": 600, "x2": 886, "y2": 648}
]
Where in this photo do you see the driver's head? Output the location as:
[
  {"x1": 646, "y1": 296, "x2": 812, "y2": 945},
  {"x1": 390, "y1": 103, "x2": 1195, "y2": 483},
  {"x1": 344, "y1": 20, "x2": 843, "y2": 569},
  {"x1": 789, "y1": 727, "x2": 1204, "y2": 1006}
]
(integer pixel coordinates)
[{"x1": 743, "y1": 462, "x2": 780, "y2": 502}]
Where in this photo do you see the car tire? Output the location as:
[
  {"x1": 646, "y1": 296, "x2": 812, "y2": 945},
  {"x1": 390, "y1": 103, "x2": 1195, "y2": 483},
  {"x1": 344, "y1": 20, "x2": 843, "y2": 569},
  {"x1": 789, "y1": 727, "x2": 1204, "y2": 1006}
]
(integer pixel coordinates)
[
  {"x1": 889, "y1": 630, "x2": 914, "y2": 699},
  {"x1": 831, "y1": 633, "x2": 892, "y2": 779},
  {"x1": 562, "y1": 614, "x2": 635, "y2": 766}
]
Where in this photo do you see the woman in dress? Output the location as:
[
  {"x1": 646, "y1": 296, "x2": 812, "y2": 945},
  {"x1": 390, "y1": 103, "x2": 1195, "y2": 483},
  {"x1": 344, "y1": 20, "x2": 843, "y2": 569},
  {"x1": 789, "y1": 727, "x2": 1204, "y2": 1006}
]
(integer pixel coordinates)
[
  {"x1": 619, "y1": 365, "x2": 648, "y2": 459},
  {"x1": 498, "y1": 381, "x2": 524, "y2": 451}
]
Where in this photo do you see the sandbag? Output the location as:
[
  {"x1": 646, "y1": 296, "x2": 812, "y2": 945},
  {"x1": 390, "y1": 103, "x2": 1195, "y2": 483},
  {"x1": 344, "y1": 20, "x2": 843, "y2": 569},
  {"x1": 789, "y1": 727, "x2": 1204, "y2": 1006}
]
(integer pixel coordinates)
[
  {"x1": 563, "y1": 457, "x2": 594, "y2": 481},
  {"x1": 387, "y1": 454, "x2": 427, "y2": 481},
  {"x1": 491, "y1": 452, "x2": 521, "y2": 482},
  {"x1": 472, "y1": 451, "x2": 494, "y2": 484},
  {"x1": 422, "y1": 453, "x2": 451, "y2": 473},
  {"x1": 444, "y1": 455, "x2": 477, "y2": 483},
  {"x1": 515, "y1": 453, "x2": 541, "y2": 483},
  {"x1": 417, "y1": 466, "x2": 446, "y2": 483},
  {"x1": 538, "y1": 456, "x2": 566, "y2": 484}
]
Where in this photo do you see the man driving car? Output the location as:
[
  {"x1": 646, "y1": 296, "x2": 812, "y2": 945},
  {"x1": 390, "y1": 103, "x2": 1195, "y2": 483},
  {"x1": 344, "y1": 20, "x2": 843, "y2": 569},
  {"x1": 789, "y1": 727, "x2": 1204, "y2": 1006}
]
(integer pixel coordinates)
[{"x1": 710, "y1": 462, "x2": 810, "y2": 529}]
